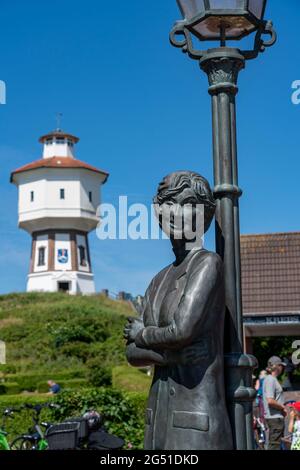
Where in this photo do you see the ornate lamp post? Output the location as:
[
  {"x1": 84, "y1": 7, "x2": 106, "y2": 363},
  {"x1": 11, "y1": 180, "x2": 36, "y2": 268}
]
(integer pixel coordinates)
[{"x1": 170, "y1": 0, "x2": 276, "y2": 450}]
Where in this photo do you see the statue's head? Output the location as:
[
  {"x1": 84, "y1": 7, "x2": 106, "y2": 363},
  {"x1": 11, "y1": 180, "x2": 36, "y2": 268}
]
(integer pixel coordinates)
[{"x1": 153, "y1": 171, "x2": 216, "y2": 242}]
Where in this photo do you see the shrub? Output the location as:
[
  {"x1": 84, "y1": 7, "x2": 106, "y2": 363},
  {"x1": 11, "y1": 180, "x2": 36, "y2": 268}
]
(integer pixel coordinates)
[
  {"x1": 0, "y1": 324, "x2": 31, "y2": 342},
  {"x1": 52, "y1": 387, "x2": 146, "y2": 449},
  {"x1": 0, "y1": 388, "x2": 147, "y2": 448},
  {"x1": 0, "y1": 364, "x2": 17, "y2": 375},
  {"x1": 86, "y1": 359, "x2": 112, "y2": 387},
  {"x1": 52, "y1": 323, "x2": 95, "y2": 347},
  {"x1": 89, "y1": 334, "x2": 126, "y2": 365},
  {"x1": 58, "y1": 342, "x2": 91, "y2": 362}
]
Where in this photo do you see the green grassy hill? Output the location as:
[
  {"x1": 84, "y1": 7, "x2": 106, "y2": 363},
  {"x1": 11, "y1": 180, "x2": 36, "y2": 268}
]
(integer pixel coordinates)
[
  {"x1": 0, "y1": 292, "x2": 151, "y2": 394},
  {"x1": 0, "y1": 293, "x2": 151, "y2": 447}
]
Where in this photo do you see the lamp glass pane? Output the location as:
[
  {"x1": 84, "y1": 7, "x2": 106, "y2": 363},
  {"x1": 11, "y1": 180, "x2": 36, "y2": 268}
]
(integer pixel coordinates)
[
  {"x1": 177, "y1": 0, "x2": 205, "y2": 20},
  {"x1": 209, "y1": 0, "x2": 244, "y2": 9},
  {"x1": 192, "y1": 15, "x2": 255, "y2": 38},
  {"x1": 248, "y1": 0, "x2": 265, "y2": 19}
]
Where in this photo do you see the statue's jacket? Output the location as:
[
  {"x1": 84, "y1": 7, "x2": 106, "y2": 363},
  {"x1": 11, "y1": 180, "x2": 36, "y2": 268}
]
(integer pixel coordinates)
[{"x1": 126, "y1": 249, "x2": 233, "y2": 450}]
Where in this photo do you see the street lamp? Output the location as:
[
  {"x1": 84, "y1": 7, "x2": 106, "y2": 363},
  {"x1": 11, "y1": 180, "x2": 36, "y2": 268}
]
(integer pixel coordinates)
[
  {"x1": 176, "y1": 0, "x2": 267, "y2": 43},
  {"x1": 170, "y1": 0, "x2": 276, "y2": 450}
]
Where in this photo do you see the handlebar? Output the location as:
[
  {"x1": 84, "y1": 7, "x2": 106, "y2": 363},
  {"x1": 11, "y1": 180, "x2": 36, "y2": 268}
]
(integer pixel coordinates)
[
  {"x1": 2, "y1": 403, "x2": 59, "y2": 421},
  {"x1": 41, "y1": 421, "x2": 52, "y2": 429},
  {"x1": 24, "y1": 403, "x2": 60, "y2": 412},
  {"x1": 3, "y1": 407, "x2": 22, "y2": 417}
]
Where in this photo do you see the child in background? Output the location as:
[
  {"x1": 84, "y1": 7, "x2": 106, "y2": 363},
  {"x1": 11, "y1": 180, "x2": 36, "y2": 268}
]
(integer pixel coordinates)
[
  {"x1": 255, "y1": 370, "x2": 267, "y2": 421},
  {"x1": 288, "y1": 402, "x2": 300, "y2": 450}
]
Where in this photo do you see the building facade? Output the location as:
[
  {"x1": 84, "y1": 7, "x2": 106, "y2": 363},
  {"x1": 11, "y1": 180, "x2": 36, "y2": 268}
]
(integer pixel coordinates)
[
  {"x1": 11, "y1": 129, "x2": 108, "y2": 294},
  {"x1": 241, "y1": 232, "x2": 300, "y2": 353}
]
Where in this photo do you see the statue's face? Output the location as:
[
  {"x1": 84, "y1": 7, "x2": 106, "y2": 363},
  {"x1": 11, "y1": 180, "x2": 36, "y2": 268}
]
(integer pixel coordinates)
[{"x1": 155, "y1": 181, "x2": 204, "y2": 243}]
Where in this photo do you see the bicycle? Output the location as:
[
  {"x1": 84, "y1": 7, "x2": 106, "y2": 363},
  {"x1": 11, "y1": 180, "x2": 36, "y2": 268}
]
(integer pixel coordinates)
[
  {"x1": 10, "y1": 403, "x2": 60, "y2": 450},
  {"x1": 253, "y1": 415, "x2": 267, "y2": 450},
  {"x1": 0, "y1": 407, "x2": 22, "y2": 450},
  {"x1": 45, "y1": 410, "x2": 124, "y2": 450}
]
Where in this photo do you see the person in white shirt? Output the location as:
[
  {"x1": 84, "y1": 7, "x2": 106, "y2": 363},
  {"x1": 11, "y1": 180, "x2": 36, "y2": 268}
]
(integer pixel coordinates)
[{"x1": 263, "y1": 356, "x2": 287, "y2": 450}]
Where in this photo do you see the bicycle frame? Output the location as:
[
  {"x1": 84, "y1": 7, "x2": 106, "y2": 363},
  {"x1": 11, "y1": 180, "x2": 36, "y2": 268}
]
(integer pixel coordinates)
[
  {"x1": 37, "y1": 438, "x2": 48, "y2": 451},
  {"x1": 0, "y1": 430, "x2": 10, "y2": 450},
  {"x1": 0, "y1": 408, "x2": 22, "y2": 451},
  {"x1": 12, "y1": 403, "x2": 59, "y2": 450}
]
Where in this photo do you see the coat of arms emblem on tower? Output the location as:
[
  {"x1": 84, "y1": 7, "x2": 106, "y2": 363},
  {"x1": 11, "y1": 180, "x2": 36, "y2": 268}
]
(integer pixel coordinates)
[{"x1": 57, "y1": 249, "x2": 68, "y2": 264}]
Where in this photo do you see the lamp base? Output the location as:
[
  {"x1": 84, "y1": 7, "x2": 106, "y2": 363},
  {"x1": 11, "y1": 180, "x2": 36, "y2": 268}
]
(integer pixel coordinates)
[{"x1": 225, "y1": 353, "x2": 258, "y2": 450}]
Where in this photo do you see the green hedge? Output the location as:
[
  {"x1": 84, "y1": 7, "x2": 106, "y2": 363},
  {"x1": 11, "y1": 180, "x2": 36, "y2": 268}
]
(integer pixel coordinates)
[
  {"x1": 1, "y1": 370, "x2": 86, "y2": 393},
  {"x1": 37, "y1": 379, "x2": 88, "y2": 393},
  {"x1": 0, "y1": 388, "x2": 146, "y2": 449},
  {"x1": 0, "y1": 382, "x2": 20, "y2": 395},
  {"x1": 0, "y1": 378, "x2": 89, "y2": 395}
]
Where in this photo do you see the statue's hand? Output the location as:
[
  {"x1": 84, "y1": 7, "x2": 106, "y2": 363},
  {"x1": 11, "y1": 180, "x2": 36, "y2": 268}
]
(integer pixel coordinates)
[{"x1": 124, "y1": 317, "x2": 144, "y2": 343}]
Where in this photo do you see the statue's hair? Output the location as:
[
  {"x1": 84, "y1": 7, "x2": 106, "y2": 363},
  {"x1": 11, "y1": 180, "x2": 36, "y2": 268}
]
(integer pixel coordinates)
[{"x1": 153, "y1": 171, "x2": 216, "y2": 233}]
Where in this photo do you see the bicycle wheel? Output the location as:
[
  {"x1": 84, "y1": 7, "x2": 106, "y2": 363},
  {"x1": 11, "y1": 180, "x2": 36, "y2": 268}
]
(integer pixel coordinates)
[{"x1": 10, "y1": 437, "x2": 36, "y2": 450}]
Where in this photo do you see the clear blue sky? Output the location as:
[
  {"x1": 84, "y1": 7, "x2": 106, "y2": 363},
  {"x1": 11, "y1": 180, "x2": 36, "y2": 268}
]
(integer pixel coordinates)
[{"x1": 0, "y1": 0, "x2": 299, "y2": 296}]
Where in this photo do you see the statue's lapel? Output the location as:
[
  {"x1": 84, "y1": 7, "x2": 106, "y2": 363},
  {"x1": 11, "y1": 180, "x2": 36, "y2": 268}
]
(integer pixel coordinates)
[
  {"x1": 162, "y1": 250, "x2": 204, "y2": 320},
  {"x1": 149, "y1": 266, "x2": 173, "y2": 326},
  {"x1": 146, "y1": 249, "x2": 204, "y2": 326}
]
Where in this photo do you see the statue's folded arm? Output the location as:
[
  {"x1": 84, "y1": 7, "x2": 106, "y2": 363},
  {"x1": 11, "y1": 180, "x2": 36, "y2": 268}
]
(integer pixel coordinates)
[
  {"x1": 135, "y1": 253, "x2": 223, "y2": 351},
  {"x1": 126, "y1": 342, "x2": 166, "y2": 367}
]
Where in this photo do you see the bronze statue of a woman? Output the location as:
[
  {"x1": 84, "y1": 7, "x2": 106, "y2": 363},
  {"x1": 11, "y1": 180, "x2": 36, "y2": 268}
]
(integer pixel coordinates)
[{"x1": 124, "y1": 171, "x2": 233, "y2": 450}]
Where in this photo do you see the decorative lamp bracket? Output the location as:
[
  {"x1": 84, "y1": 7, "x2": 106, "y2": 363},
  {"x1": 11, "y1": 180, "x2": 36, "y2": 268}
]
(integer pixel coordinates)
[{"x1": 170, "y1": 19, "x2": 277, "y2": 62}]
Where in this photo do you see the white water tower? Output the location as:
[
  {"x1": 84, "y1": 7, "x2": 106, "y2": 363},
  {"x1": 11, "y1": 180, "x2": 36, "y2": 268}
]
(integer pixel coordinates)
[{"x1": 11, "y1": 129, "x2": 109, "y2": 294}]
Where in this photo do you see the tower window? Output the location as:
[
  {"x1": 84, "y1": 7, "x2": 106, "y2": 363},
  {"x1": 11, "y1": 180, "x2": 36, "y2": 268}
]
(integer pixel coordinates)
[
  {"x1": 30, "y1": 191, "x2": 34, "y2": 202},
  {"x1": 56, "y1": 137, "x2": 65, "y2": 144},
  {"x1": 89, "y1": 191, "x2": 92, "y2": 203},
  {"x1": 67, "y1": 140, "x2": 74, "y2": 147},
  {"x1": 79, "y1": 245, "x2": 87, "y2": 267},
  {"x1": 45, "y1": 138, "x2": 53, "y2": 145},
  {"x1": 60, "y1": 189, "x2": 65, "y2": 200},
  {"x1": 38, "y1": 247, "x2": 46, "y2": 266}
]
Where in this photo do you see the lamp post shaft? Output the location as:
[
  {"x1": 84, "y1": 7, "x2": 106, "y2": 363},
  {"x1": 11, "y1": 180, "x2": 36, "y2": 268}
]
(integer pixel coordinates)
[
  {"x1": 201, "y1": 48, "x2": 244, "y2": 353},
  {"x1": 201, "y1": 48, "x2": 257, "y2": 450}
]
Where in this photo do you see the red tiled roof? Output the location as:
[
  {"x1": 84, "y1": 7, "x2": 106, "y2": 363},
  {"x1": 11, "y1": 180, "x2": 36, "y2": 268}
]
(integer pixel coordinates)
[
  {"x1": 241, "y1": 232, "x2": 300, "y2": 315},
  {"x1": 10, "y1": 157, "x2": 109, "y2": 182}
]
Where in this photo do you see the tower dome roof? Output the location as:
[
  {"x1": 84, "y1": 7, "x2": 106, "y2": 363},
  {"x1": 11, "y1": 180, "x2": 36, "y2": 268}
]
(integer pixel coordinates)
[
  {"x1": 10, "y1": 156, "x2": 109, "y2": 183},
  {"x1": 39, "y1": 129, "x2": 80, "y2": 144}
]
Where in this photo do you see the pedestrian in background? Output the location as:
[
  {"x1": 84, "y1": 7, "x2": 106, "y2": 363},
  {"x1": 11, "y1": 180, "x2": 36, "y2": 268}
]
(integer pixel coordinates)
[
  {"x1": 255, "y1": 370, "x2": 267, "y2": 421},
  {"x1": 288, "y1": 402, "x2": 300, "y2": 450},
  {"x1": 263, "y1": 356, "x2": 287, "y2": 450},
  {"x1": 47, "y1": 380, "x2": 61, "y2": 394}
]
